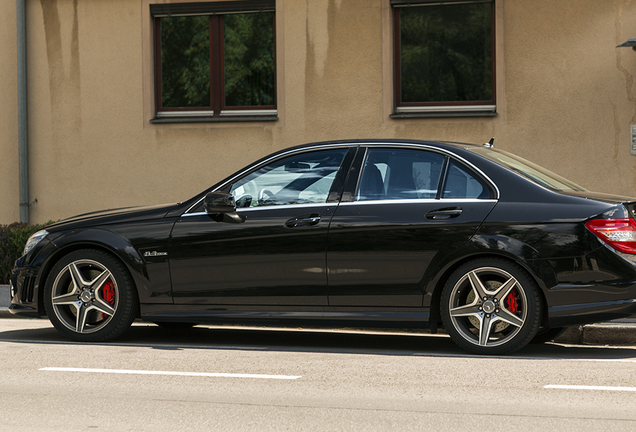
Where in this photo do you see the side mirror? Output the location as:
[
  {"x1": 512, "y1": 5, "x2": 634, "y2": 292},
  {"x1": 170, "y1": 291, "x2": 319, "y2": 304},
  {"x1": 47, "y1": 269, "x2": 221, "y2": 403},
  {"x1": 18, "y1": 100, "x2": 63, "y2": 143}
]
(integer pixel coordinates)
[
  {"x1": 204, "y1": 192, "x2": 236, "y2": 214},
  {"x1": 203, "y1": 192, "x2": 245, "y2": 223}
]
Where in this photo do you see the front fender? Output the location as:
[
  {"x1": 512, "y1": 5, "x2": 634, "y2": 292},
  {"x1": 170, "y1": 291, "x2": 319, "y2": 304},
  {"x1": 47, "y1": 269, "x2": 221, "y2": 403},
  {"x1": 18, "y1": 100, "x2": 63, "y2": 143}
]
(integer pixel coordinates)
[{"x1": 40, "y1": 228, "x2": 165, "y2": 307}]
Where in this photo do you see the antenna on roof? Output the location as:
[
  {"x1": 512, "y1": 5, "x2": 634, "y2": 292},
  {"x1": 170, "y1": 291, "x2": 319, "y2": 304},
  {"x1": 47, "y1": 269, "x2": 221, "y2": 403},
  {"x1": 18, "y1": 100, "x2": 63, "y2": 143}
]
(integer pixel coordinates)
[{"x1": 483, "y1": 137, "x2": 494, "y2": 148}]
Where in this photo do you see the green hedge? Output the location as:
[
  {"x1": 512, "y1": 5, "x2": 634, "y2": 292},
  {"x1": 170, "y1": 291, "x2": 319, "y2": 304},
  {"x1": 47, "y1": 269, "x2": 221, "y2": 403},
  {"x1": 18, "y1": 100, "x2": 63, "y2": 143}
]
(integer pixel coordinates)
[{"x1": 0, "y1": 222, "x2": 54, "y2": 285}]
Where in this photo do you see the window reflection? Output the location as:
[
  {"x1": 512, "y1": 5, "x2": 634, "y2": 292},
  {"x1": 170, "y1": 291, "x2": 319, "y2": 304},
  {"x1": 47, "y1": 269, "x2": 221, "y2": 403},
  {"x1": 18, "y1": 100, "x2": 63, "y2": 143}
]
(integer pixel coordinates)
[
  {"x1": 357, "y1": 149, "x2": 445, "y2": 201},
  {"x1": 224, "y1": 13, "x2": 276, "y2": 107},
  {"x1": 397, "y1": 2, "x2": 493, "y2": 104},
  {"x1": 160, "y1": 16, "x2": 211, "y2": 108},
  {"x1": 231, "y1": 149, "x2": 347, "y2": 208}
]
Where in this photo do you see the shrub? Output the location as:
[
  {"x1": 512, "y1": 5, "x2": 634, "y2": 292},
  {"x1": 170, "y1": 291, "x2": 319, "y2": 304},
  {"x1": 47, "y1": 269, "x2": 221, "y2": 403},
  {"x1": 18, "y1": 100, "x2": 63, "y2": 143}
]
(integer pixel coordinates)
[{"x1": 0, "y1": 222, "x2": 54, "y2": 285}]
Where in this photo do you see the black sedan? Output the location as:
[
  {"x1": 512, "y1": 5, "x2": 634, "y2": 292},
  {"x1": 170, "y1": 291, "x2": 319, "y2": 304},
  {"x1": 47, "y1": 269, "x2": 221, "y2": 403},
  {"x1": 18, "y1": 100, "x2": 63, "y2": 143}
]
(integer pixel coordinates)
[{"x1": 10, "y1": 139, "x2": 636, "y2": 354}]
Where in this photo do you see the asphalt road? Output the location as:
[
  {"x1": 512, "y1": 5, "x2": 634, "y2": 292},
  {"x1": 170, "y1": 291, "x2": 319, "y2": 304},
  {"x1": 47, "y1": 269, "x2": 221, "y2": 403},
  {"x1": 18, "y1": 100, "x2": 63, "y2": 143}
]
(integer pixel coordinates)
[{"x1": 2, "y1": 319, "x2": 636, "y2": 431}]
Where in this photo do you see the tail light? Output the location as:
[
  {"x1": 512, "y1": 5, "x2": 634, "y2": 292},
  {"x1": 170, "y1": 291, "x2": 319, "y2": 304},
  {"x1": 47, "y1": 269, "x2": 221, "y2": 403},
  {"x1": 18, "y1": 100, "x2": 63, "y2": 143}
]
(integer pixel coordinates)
[{"x1": 585, "y1": 218, "x2": 636, "y2": 254}]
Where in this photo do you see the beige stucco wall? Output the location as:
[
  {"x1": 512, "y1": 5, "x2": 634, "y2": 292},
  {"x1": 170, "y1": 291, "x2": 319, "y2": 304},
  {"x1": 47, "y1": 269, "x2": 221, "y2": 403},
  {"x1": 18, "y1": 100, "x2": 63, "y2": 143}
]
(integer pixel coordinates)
[
  {"x1": 2, "y1": 0, "x2": 636, "y2": 224},
  {"x1": 0, "y1": 1, "x2": 19, "y2": 224}
]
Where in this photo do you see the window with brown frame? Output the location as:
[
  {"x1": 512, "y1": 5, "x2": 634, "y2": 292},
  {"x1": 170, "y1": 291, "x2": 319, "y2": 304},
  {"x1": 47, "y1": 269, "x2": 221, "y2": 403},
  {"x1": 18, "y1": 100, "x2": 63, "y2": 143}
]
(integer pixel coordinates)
[
  {"x1": 392, "y1": 0, "x2": 495, "y2": 117},
  {"x1": 151, "y1": 1, "x2": 276, "y2": 121}
]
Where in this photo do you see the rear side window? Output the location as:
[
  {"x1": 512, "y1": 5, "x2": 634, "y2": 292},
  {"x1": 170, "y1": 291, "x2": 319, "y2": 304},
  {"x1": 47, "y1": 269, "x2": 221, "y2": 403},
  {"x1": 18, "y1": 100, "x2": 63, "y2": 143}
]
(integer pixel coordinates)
[
  {"x1": 355, "y1": 148, "x2": 493, "y2": 201},
  {"x1": 356, "y1": 148, "x2": 445, "y2": 201},
  {"x1": 442, "y1": 160, "x2": 491, "y2": 199}
]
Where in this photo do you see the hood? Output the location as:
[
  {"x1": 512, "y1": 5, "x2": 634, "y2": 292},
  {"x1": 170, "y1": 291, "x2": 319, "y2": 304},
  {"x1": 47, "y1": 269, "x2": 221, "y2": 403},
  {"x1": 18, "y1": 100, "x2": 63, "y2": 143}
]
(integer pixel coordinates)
[{"x1": 47, "y1": 203, "x2": 178, "y2": 231}]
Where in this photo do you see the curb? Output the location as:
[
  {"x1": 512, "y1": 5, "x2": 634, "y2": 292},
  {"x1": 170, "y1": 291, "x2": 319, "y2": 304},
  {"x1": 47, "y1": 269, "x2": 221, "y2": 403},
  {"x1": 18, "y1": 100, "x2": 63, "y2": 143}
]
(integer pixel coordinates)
[
  {"x1": 554, "y1": 323, "x2": 636, "y2": 346},
  {"x1": 1, "y1": 284, "x2": 635, "y2": 345}
]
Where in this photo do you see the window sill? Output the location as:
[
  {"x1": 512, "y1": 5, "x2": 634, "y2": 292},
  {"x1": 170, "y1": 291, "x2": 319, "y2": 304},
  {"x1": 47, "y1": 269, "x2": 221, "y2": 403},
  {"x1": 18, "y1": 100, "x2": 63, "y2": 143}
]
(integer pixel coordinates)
[
  {"x1": 391, "y1": 105, "x2": 497, "y2": 119},
  {"x1": 150, "y1": 115, "x2": 279, "y2": 124}
]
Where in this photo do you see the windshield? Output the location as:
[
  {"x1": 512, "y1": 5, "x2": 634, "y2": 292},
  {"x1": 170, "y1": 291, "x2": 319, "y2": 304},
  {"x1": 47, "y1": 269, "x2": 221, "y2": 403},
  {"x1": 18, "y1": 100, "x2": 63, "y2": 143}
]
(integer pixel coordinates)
[{"x1": 467, "y1": 146, "x2": 586, "y2": 192}]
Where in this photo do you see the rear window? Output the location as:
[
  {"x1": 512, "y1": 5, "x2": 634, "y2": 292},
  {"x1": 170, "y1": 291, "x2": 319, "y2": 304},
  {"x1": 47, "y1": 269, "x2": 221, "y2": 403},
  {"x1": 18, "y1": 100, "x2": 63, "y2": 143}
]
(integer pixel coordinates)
[{"x1": 467, "y1": 147, "x2": 586, "y2": 192}]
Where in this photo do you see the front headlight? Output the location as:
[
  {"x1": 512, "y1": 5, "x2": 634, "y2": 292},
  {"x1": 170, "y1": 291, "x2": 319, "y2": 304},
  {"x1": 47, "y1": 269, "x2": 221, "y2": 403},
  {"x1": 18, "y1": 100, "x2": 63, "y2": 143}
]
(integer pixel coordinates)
[{"x1": 23, "y1": 230, "x2": 48, "y2": 256}]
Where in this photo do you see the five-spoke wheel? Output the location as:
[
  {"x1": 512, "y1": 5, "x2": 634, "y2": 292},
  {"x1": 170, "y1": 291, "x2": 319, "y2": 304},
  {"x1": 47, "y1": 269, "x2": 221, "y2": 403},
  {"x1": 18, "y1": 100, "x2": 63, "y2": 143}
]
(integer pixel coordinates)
[
  {"x1": 44, "y1": 249, "x2": 137, "y2": 342},
  {"x1": 441, "y1": 259, "x2": 541, "y2": 355}
]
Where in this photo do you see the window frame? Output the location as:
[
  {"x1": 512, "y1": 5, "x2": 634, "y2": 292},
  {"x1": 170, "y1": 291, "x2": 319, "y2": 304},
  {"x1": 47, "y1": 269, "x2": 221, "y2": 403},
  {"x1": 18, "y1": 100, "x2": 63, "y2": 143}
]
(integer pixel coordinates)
[
  {"x1": 151, "y1": 1, "x2": 277, "y2": 122},
  {"x1": 391, "y1": 0, "x2": 496, "y2": 118}
]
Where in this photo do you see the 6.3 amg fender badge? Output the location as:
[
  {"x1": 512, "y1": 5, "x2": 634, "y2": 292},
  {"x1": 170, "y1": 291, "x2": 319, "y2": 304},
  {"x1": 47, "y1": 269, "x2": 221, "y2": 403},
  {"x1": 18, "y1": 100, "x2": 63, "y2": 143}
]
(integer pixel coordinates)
[{"x1": 143, "y1": 251, "x2": 168, "y2": 257}]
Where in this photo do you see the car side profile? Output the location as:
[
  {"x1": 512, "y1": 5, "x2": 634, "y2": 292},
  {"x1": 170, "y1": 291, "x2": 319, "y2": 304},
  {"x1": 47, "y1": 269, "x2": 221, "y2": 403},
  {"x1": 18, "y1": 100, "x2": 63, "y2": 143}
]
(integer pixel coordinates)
[{"x1": 10, "y1": 139, "x2": 636, "y2": 354}]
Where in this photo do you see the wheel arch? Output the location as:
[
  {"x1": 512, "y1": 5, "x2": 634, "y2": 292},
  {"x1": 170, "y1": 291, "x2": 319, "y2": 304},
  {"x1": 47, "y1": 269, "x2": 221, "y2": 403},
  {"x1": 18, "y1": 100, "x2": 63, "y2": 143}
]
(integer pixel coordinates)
[
  {"x1": 426, "y1": 251, "x2": 552, "y2": 332},
  {"x1": 36, "y1": 231, "x2": 147, "y2": 317}
]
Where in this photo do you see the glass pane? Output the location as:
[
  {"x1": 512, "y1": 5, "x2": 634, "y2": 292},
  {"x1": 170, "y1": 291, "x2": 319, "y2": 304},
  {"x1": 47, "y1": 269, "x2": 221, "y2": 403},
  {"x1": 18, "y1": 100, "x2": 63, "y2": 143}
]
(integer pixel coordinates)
[
  {"x1": 399, "y1": 3, "x2": 492, "y2": 103},
  {"x1": 468, "y1": 147, "x2": 586, "y2": 192},
  {"x1": 357, "y1": 149, "x2": 445, "y2": 201},
  {"x1": 160, "y1": 16, "x2": 210, "y2": 108},
  {"x1": 224, "y1": 12, "x2": 275, "y2": 107},
  {"x1": 442, "y1": 161, "x2": 489, "y2": 199},
  {"x1": 231, "y1": 149, "x2": 347, "y2": 208}
]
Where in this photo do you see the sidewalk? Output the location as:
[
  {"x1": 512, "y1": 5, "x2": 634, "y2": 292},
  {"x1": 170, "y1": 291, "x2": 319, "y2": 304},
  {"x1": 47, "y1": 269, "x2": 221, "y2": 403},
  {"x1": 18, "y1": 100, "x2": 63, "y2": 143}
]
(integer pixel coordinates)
[{"x1": 1, "y1": 284, "x2": 635, "y2": 345}]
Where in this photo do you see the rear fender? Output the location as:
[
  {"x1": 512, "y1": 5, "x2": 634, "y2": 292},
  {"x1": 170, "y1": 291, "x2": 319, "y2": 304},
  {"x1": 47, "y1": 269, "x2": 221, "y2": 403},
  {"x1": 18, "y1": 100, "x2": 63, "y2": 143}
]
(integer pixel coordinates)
[{"x1": 424, "y1": 234, "x2": 558, "y2": 330}]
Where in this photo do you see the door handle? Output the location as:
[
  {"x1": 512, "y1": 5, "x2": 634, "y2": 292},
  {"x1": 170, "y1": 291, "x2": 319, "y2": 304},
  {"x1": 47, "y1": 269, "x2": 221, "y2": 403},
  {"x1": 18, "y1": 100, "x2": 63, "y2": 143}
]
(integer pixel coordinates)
[
  {"x1": 285, "y1": 214, "x2": 321, "y2": 228},
  {"x1": 425, "y1": 207, "x2": 462, "y2": 220}
]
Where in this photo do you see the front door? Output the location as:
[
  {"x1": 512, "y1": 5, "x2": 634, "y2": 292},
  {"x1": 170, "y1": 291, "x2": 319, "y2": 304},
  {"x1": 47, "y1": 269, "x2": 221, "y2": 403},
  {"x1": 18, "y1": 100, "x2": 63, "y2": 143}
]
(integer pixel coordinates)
[{"x1": 169, "y1": 147, "x2": 351, "y2": 306}]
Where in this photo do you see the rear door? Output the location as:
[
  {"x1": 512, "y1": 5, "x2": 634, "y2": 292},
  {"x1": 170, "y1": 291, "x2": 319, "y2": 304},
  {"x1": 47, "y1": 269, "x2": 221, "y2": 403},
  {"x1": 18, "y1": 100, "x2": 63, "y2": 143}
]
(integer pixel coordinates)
[{"x1": 326, "y1": 146, "x2": 498, "y2": 307}]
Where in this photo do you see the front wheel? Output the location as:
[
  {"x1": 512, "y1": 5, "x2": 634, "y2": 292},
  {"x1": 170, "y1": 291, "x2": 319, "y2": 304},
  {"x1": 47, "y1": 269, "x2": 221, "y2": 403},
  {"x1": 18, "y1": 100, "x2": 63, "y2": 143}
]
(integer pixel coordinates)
[
  {"x1": 441, "y1": 259, "x2": 542, "y2": 355},
  {"x1": 43, "y1": 249, "x2": 138, "y2": 342}
]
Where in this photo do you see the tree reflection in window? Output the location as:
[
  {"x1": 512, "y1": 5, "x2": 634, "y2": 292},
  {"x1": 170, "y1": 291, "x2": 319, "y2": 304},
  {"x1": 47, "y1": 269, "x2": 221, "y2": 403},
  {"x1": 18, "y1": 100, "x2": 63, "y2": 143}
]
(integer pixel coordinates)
[{"x1": 397, "y1": 2, "x2": 493, "y2": 104}]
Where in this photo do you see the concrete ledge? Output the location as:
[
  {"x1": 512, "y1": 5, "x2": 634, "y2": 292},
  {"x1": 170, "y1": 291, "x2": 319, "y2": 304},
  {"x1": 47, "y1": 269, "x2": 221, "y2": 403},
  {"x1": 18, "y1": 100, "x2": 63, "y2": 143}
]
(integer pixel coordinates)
[
  {"x1": 0, "y1": 284, "x2": 10, "y2": 305},
  {"x1": 554, "y1": 323, "x2": 636, "y2": 346},
  {"x1": 0, "y1": 284, "x2": 13, "y2": 318}
]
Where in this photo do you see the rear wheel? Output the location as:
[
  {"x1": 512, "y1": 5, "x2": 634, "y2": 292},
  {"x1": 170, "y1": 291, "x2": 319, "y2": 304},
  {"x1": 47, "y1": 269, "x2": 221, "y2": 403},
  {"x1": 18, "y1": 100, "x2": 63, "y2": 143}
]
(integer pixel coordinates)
[
  {"x1": 43, "y1": 249, "x2": 138, "y2": 342},
  {"x1": 441, "y1": 259, "x2": 542, "y2": 355}
]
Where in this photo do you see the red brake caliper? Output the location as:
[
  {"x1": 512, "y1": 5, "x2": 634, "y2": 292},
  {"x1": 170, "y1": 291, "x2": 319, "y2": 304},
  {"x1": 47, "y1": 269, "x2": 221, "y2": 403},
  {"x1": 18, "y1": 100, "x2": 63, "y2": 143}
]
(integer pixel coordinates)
[
  {"x1": 506, "y1": 288, "x2": 519, "y2": 314},
  {"x1": 101, "y1": 279, "x2": 116, "y2": 319}
]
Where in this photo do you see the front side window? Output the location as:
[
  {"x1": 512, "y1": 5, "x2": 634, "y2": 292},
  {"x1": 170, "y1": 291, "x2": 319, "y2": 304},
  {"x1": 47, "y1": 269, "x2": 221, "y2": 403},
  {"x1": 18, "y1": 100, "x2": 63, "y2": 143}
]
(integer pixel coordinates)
[
  {"x1": 230, "y1": 149, "x2": 348, "y2": 208},
  {"x1": 152, "y1": 1, "x2": 276, "y2": 119},
  {"x1": 392, "y1": 0, "x2": 495, "y2": 116}
]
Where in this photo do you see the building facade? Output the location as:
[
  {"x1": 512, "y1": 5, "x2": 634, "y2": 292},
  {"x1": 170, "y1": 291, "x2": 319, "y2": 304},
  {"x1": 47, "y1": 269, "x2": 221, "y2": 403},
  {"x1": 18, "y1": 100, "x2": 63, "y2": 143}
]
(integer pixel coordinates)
[{"x1": 2, "y1": 0, "x2": 636, "y2": 224}]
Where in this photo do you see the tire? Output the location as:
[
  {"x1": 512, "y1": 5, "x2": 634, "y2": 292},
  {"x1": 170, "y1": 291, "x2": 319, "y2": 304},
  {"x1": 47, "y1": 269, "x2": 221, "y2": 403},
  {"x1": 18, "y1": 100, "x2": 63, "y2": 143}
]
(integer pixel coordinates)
[
  {"x1": 43, "y1": 249, "x2": 138, "y2": 342},
  {"x1": 440, "y1": 258, "x2": 542, "y2": 355}
]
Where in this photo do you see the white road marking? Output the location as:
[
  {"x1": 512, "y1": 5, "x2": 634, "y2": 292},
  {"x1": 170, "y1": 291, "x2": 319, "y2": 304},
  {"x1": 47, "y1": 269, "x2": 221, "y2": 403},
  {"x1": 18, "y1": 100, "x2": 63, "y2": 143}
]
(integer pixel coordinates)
[
  {"x1": 40, "y1": 367, "x2": 301, "y2": 380},
  {"x1": 545, "y1": 385, "x2": 636, "y2": 392}
]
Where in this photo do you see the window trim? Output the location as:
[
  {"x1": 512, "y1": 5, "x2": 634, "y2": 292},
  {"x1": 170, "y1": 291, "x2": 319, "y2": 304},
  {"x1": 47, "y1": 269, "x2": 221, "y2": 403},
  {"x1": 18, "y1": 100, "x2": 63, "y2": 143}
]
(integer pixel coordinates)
[
  {"x1": 391, "y1": 0, "x2": 496, "y2": 118},
  {"x1": 151, "y1": 1, "x2": 277, "y2": 122},
  {"x1": 150, "y1": 0, "x2": 274, "y2": 16}
]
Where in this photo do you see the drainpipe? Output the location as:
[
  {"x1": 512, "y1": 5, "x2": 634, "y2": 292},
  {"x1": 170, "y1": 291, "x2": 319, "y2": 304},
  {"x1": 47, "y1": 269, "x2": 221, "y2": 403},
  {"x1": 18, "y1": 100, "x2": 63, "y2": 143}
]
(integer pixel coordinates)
[{"x1": 17, "y1": 0, "x2": 29, "y2": 223}]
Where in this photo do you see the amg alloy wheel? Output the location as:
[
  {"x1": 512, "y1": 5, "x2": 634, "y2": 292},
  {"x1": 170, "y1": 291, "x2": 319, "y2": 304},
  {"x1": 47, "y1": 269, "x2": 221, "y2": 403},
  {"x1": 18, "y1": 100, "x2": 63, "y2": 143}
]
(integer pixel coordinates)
[
  {"x1": 44, "y1": 249, "x2": 138, "y2": 342},
  {"x1": 441, "y1": 259, "x2": 541, "y2": 355}
]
